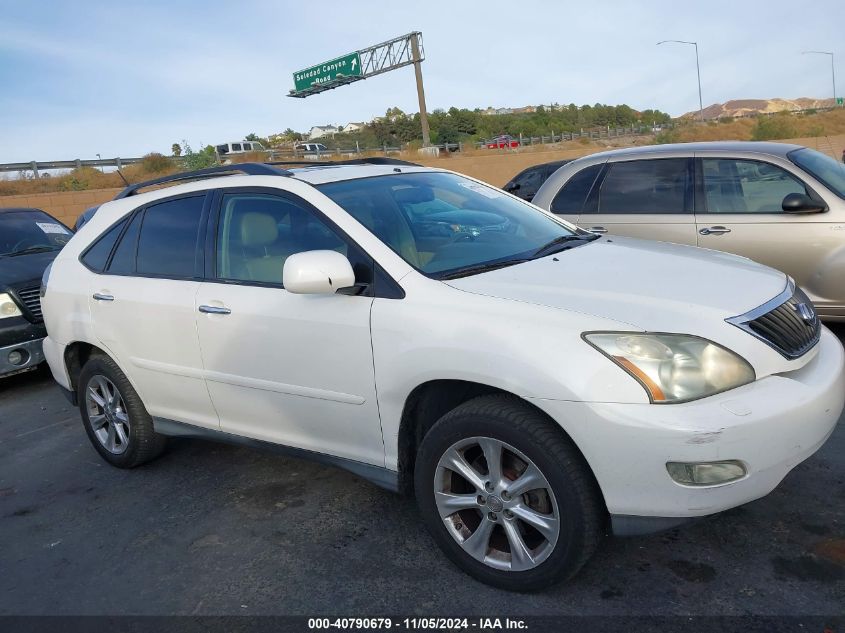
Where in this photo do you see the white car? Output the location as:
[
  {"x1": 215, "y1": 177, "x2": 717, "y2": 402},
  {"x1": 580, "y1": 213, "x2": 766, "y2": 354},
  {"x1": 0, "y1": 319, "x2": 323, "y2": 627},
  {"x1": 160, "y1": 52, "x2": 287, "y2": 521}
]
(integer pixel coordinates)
[{"x1": 41, "y1": 160, "x2": 844, "y2": 591}]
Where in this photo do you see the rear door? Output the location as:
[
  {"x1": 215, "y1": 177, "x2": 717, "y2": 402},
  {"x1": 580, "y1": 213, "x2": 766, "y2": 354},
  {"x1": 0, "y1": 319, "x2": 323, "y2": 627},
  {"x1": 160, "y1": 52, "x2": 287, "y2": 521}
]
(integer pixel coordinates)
[
  {"x1": 88, "y1": 193, "x2": 219, "y2": 429},
  {"x1": 580, "y1": 158, "x2": 697, "y2": 244},
  {"x1": 694, "y1": 155, "x2": 842, "y2": 314}
]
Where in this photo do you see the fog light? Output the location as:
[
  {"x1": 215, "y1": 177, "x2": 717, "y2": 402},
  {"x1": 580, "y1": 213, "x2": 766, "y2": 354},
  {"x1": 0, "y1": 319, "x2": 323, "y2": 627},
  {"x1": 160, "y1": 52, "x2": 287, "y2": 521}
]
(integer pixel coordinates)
[
  {"x1": 666, "y1": 461, "x2": 746, "y2": 486},
  {"x1": 8, "y1": 349, "x2": 27, "y2": 366}
]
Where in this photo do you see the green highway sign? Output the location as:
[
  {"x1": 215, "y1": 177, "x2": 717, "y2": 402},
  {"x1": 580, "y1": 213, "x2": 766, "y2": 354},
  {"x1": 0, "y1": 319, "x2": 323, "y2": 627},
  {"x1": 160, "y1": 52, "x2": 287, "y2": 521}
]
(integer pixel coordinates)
[
  {"x1": 293, "y1": 52, "x2": 362, "y2": 93},
  {"x1": 837, "y1": 97, "x2": 844, "y2": 106}
]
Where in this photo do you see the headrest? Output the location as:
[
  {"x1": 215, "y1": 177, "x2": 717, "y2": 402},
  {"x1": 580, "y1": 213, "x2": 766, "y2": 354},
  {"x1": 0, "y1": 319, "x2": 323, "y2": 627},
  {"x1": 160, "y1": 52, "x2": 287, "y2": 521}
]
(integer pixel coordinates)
[{"x1": 239, "y1": 212, "x2": 278, "y2": 247}]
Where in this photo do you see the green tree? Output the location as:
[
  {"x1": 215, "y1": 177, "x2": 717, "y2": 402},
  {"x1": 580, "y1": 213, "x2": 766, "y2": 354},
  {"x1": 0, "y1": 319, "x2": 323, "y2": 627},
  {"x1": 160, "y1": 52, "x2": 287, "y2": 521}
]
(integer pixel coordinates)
[{"x1": 171, "y1": 143, "x2": 182, "y2": 157}]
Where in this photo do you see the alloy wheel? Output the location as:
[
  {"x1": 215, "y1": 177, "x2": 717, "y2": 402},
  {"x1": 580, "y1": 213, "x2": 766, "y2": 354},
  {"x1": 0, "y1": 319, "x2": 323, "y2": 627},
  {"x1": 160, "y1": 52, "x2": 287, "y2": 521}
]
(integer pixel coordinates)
[
  {"x1": 433, "y1": 436, "x2": 560, "y2": 571},
  {"x1": 85, "y1": 375, "x2": 131, "y2": 455}
]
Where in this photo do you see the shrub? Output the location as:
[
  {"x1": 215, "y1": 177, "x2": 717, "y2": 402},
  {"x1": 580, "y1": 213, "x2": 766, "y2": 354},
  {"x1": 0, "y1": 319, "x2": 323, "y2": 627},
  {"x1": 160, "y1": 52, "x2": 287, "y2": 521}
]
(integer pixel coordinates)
[
  {"x1": 140, "y1": 152, "x2": 173, "y2": 174},
  {"x1": 654, "y1": 129, "x2": 680, "y2": 144},
  {"x1": 180, "y1": 141, "x2": 218, "y2": 170},
  {"x1": 751, "y1": 115, "x2": 796, "y2": 141}
]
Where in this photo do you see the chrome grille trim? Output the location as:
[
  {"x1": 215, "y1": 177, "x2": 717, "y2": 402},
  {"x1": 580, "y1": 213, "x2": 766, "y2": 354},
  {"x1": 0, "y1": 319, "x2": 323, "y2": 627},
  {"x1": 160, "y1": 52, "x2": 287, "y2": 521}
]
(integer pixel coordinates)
[{"x1": 726, "y1": 279, "x2": 821, "y2": 360}]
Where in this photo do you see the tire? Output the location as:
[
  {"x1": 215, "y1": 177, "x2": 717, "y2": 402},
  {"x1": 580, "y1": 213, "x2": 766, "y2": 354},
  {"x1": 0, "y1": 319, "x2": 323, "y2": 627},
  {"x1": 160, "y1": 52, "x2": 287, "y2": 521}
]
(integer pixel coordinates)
[
  {"x1": 414, "y1": 394, "x2": 604, "y2": 591},
  {"x1": 77, "y1": 353, "x2": 166, "y2": 468}
]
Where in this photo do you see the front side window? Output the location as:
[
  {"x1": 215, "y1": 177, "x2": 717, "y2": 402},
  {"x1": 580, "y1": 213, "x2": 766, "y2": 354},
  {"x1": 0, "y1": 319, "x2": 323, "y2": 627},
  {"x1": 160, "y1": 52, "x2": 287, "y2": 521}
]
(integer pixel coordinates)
[
  {"x1": 550, "y1": 163, "x2": 603, "y2": 214},
  {"x1": 788, "y1": 147, "x2": 845, "y2": 200},
  {"x1": 231, "y1": 143, "x2": 243, "y2": 152},
  {"x1": 702, "y1": 158, "x2": 807, "y2": 213},
  {"x1": 136, "y1": 196, "x2": 205, "y2": 278},
  {"x1": 319, "y1": 172, "x2": 585, "y2": 278},
  {"x1": 216, "y1": 193, "x2": 347, "y2": 285},
  {"x1": 0, "y1": 210, "x2": 72, "y2": 258},
  {"x1": 598, "y1": 159, "x2": 690, "y2": 214}
]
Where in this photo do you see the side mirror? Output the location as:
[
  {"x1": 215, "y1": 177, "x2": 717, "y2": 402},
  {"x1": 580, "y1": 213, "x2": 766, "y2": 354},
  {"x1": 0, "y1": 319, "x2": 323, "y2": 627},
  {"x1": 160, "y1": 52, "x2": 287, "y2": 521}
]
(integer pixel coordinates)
[
  {"x1": 782, "y1": 192, "x2": 826, "y2": 214},
  {"x1": 283, "y1": 250, "x2": 355, "y2": 295}
]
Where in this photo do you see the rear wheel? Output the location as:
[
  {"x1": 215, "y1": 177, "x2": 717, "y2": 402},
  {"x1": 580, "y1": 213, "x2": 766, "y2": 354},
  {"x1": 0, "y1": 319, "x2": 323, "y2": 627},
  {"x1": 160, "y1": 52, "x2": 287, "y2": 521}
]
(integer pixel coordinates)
[
  {"x1": 77, "y1": 353, "x2": 166, "y2": 468},
  {"x1": 414, "y1": 394, "x2": 604, "y2": 591}
]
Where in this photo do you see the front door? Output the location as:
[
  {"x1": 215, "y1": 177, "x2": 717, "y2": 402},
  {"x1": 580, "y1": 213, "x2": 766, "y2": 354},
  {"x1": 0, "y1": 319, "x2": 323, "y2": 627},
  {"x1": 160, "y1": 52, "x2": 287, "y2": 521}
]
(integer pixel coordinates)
[
  {"x1": 695, "y1": 156, "x2": 843, "y2": 314},
  {"x1": 580, "y1": 158, "x2": 697, "y2": 244},
  {"x1": 194, "y1": 189, "x2": 384, "y2": 466}
]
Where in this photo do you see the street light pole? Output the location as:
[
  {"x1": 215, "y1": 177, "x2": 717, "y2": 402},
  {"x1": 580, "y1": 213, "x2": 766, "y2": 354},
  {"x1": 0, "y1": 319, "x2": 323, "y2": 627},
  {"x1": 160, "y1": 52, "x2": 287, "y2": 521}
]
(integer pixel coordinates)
[
  {"x1": 657, "y1": 40, "x2": 704, "y2": 122},
  {"x1": 801, "y1": 51, "x2": 837, "y2": 106}
]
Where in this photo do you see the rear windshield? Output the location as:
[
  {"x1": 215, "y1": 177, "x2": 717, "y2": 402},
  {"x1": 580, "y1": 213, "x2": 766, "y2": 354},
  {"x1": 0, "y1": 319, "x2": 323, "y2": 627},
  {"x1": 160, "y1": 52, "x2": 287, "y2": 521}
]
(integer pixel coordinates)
[
  {"x1": 788, "y1": 147, "x2": 845, "y2": 199},
  {"x1": 0, "y1": 210, "x2": 72, "y2": 257}
]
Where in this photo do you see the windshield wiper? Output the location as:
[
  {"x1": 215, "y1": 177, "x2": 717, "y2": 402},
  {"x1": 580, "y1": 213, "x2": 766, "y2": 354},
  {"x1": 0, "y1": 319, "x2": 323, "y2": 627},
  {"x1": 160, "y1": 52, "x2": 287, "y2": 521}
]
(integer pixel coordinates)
[
  {"x1": 532, "y1": 233, "x2": 598, "y2": 259},
  {"x1": 6, "y1": 246, "x2": 59, "y2": 257},
  {"x1": 439, "y1": 258, "x2": 530, "y2": 280}
]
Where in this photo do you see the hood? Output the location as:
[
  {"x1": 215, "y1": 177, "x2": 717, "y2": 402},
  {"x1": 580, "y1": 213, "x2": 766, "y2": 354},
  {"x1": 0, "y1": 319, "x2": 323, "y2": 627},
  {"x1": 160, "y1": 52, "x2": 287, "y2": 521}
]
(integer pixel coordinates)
[
  {"x1": 0, "y1": 250, "x2": 60, "y2": 290},
  {"x1": 444, "y1": 236, "x2": 787, "y2": 332}
]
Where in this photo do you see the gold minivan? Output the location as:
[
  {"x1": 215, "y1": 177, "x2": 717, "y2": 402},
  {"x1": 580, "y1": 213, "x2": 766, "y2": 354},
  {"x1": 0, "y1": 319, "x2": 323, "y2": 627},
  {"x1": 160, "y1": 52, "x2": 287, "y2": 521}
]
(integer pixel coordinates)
[{"x1": 532, "y1": 141, "x2": 845, "y2": 321}]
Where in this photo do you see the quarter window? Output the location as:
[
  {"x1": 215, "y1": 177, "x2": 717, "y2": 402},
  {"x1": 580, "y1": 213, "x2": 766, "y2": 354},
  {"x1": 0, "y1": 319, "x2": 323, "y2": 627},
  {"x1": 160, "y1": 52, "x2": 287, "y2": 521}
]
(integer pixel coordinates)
[
  {"x1": 80, "y1": 217, "x2": 128, "y2": 272},
  {"x1": 136, "y1": 196, "x2": 205, "y2": 278},
  {"x1": 216, "y1": 193, "x2": 348, "y2": 285},
  {"x1": 550, "y1": 164, "x2": 603, "y2": 214},
  {"x1": 598, "y1": 159, "x2": 690, "y2": 214},
  {"x1": 701, "y1": 159, "x2": 807, "y2": 213},
  {"x1": 107, "y1": 211, "x2": 142, "y2": 274}
]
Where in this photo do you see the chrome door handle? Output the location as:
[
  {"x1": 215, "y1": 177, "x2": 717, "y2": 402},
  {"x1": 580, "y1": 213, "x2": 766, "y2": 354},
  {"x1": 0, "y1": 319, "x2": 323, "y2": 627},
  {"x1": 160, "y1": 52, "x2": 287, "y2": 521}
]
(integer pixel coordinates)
[
  {"x1": 92, "y1": 293, "x2": 114, "y2": 302},
  {"x1": 699, "y1": 226, "x2": 731, "y2": 235},
  {"x1": 198, "y1": 305, "x2": 231, "y2": 315},
  {"x1": 587, "y1": 226, "x2": 608, "y2": 234}
]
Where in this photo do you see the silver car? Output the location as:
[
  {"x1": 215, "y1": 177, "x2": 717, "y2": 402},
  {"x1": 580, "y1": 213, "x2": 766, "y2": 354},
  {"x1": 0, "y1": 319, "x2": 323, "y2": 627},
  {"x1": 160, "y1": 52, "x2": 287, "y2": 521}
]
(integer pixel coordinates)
[{"x1": 532, "y1": 141, "x2": 845, "y2": 321}]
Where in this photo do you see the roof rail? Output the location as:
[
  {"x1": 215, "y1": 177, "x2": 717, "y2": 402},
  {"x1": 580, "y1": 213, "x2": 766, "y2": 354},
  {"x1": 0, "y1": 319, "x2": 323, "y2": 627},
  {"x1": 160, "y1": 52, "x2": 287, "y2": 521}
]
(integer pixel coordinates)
[
  {"x1": 267, "y1": 157, "x2": 422, "y2": 168},
  {"x1": 113, "y1": 163, "x2": 293, "y2": 199}
]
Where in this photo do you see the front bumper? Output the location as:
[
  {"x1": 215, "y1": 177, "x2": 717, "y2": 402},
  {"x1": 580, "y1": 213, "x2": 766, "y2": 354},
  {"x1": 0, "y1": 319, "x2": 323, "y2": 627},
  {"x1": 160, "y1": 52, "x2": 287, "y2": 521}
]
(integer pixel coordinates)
[
  {"x1": 530, "y1": 326, "x2": 845, "y2": 530},
  {"x1": 0, "y1": 336, "x2": 45, "y2": 377}
]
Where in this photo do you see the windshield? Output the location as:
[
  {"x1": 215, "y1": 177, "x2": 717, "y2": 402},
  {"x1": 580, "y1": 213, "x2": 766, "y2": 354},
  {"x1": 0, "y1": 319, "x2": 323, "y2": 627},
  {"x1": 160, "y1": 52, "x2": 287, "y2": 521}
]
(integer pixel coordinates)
[
  {"x1": 318, "y1": 171, "x2": 585, "y2": 278},
  {"x1": 0, "y1": 210, "x2": 72, "y2": 257},
  {"x1": 788, "y1": 147, "x2": 845, "y2": 199}
]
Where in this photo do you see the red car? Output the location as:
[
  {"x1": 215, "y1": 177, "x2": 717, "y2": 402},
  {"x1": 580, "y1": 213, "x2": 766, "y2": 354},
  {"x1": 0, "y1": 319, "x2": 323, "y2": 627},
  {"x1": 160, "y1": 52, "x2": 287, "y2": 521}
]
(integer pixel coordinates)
[{"x1": 486, "y1": 135, "x2": 520, "y2": 149}]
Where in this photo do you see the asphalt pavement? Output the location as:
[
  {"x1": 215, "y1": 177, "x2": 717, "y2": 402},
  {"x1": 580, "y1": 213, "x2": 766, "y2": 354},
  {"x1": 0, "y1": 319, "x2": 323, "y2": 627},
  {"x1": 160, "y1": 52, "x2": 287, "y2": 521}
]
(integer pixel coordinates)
[{"x1": 0, "y1": 326, "x2": 843, "y2": 616}]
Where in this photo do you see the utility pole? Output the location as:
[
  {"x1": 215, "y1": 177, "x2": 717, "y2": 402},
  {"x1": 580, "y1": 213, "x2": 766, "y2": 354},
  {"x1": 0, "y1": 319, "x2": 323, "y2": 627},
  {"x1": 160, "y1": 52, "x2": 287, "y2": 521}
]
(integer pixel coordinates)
[
  {"x1": 657, "y1": 40, "x2": 704, "y2": 122},
  {"x1": 410, "y1": 33, "x2": 430, "y2": 147},
  {"x1": 801, "y1": 51, "x2": 837, "y2": 106}
]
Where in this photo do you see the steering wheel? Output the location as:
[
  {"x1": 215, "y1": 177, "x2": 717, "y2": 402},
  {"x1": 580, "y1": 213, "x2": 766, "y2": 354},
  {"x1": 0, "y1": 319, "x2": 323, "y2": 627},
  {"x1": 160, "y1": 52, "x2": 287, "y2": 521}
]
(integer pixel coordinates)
[{"x1": 9, "y1": 237, "x2": 45, "y2": 253}]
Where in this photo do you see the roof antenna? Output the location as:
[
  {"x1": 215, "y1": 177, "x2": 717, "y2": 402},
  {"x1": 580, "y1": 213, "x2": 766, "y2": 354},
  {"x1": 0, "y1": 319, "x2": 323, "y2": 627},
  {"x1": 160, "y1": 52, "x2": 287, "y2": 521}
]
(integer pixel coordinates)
[{"x1": 116, "y1": 169, "x2": 130, "y2": 187}]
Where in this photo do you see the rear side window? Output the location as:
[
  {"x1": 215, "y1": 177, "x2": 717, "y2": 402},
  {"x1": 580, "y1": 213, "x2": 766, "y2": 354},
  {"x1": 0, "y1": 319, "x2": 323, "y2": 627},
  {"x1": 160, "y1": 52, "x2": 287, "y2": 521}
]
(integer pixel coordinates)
[
  {"x1": 550, "y1": 164, "x2": 603, "y2": 214},
  {"x1": 598, "y1": 159, "x2": 690, "y2": 214},
  {"x1": 136, "y1": 196, "x2": 205, "y2": 278},
  {"x1": 80, "y1": 217, "x2": 128, "y2": 272},
  {"x1": 107, "y1": 211, "x2": 142, "y2": 274}
]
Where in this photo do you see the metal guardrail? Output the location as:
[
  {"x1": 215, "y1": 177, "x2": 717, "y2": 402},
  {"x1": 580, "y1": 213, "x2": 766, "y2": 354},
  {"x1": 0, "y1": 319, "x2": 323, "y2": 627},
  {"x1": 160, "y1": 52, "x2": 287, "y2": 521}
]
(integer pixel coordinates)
[
  {"x1": 0, "y1": 157, "x2": 152, "y2": 175},
  {"x1": 475, "y1": 124, "x2": 666, "y2": 148}
]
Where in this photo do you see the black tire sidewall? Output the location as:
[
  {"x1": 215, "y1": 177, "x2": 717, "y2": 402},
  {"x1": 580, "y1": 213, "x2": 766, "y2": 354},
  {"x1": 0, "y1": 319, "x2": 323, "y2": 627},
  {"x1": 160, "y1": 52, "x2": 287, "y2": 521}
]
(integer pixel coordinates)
[
  {"x1": 414, "y1": 402, "x2": 597, "y2": 591},
  {"x1": 77, "y1": 355, "x2": 161, "y2": 468}
]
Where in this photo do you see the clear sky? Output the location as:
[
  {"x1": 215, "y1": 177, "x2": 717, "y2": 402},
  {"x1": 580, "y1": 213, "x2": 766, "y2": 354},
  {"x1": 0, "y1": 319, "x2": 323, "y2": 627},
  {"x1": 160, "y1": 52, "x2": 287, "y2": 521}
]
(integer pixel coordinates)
[{"x1": 0, "y1": 0, "x2": 842, "y2": 163}]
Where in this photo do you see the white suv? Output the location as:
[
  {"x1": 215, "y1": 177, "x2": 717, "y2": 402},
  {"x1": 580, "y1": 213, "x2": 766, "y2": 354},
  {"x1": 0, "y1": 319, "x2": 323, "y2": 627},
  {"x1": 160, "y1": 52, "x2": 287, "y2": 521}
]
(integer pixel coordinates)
[{"x1": 41, "y1": 160, "x2": 844, "y2": 591}]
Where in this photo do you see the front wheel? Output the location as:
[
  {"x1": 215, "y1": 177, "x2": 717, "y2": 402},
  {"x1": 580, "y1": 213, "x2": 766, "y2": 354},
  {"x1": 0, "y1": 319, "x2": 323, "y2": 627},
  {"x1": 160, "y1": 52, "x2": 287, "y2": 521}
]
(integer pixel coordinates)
[{"x1": 414, "y1": 395, "x2": 604, "y2": 591}]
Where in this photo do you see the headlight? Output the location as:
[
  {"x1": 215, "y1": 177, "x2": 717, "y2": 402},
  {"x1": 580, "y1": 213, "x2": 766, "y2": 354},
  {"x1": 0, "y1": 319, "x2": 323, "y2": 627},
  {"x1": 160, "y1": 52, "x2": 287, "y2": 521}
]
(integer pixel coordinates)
[
  {"x1": 584, "y1": 332, "x2": 755, "y2": 403},
  {"x1": 0, "y1": 293, "x2": 23, "y2": 319}
]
